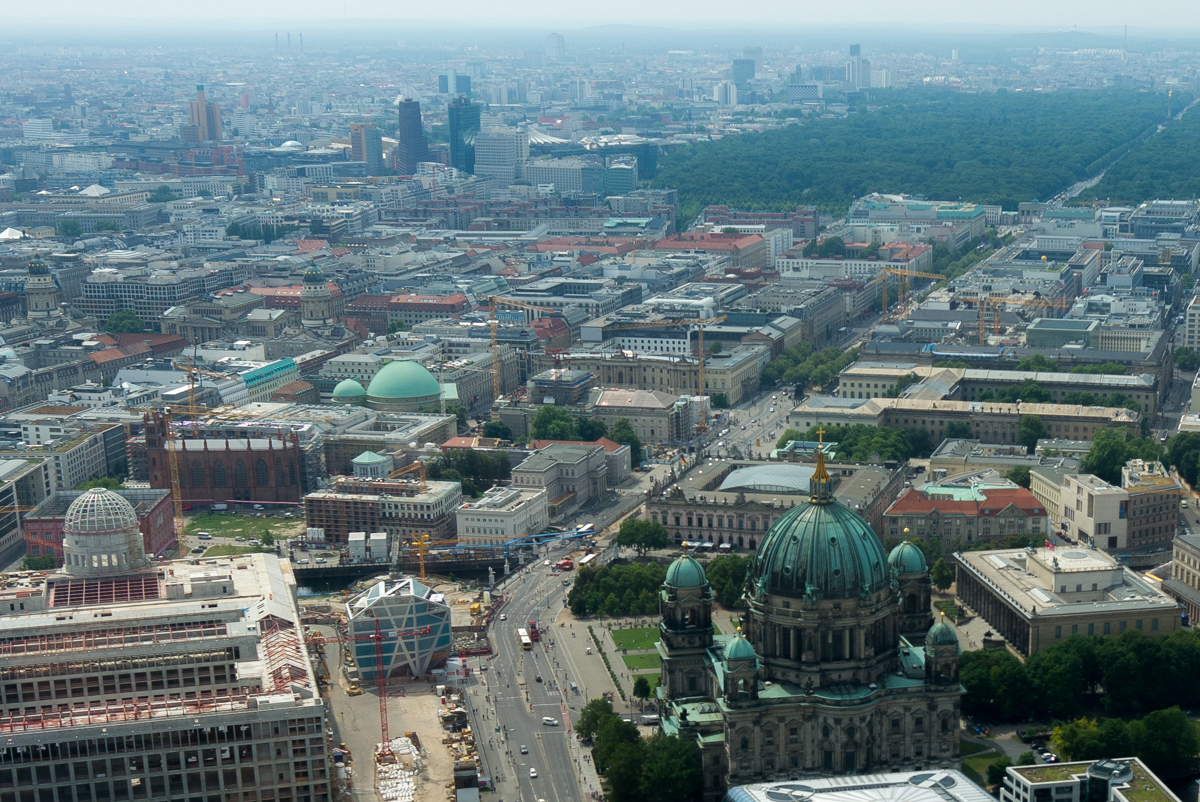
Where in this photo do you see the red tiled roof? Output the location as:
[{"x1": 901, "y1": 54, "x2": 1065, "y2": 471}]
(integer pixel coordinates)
[
  {"x1": 885, "y1": 487, "x2": 1045, "y2": 517},
  {"x1": 89, "y1": 342, "x2": 151, "y2": 365},
  {"x1": 529, "y1": 437, "x2": 626, "y2": 453}
]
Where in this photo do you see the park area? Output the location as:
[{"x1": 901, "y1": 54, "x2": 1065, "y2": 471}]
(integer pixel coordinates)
[
  {"x1": 186, "y1": 512, "x2": 307, "y2": 542},
  {"x1": 621, "y1": 653, "x2": 662, "y2": 671},
  {"x1": 610, "y1": 627, "x2": 660, "y2": 651}
]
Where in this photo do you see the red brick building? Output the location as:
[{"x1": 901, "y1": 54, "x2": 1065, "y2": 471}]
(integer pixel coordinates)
[
  {"x1": 345, "y1": 295, "x2": 393, "y2": 334},
  {"x1": 23, "y1": 488, "x2": 175, "y2": 564},
  {"x1": 387, "y1": 294, "x2": 472, "y2": 327},
  {"x1": 144, "y1": 413, "x2": 303, "y2": 505},
  {"x1": 648, "y1": 232, "x2": 769, "y2": 270}
]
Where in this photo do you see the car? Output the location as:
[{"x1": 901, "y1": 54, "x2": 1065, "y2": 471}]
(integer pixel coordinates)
[
  {"x1": 347, "y1": 685, "x2": 363, "y2": 696},
  {"x1": 535, "y1": 675, "x2": 543, "y2": 682},
  {"x1": 315, "y1": 557, "x2": 326, "y2": 564},
  {"x1": 248, "y1": 539, "x2": 260, "y2": 545},
  {"x1": 529, "y1": 768, "x2": 538, "y2": 778},
  {"x1": 197, "y1": 532, "x2": 212, "y2": 540},
  {"x1": 520, "y1": 745, "x2": 528, "y2": 755},
  {"x1": 499, "y1": 614, "x2": 507, "y2": 621},
  {"x1": 541, "y1": 717, "x2": 558, "y2": 726},
  {"x1": 298, "y1": 558, "x2": 310, "y2": 564},
  {"x1": 1044, "y1": 754, "x2": 1059, "y2": 763},
  {"x1": 253, "y1": 504, "x2": 264, "y2": 510},
  {"x1": 563, "y1": 578, "x2": 570, "y2": 585},
  {"x1": 191, "y1": 546, "x2": 205, "y2": 554}
]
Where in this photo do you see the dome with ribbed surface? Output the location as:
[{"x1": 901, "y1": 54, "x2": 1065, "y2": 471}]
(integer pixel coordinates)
[
  {"x1": 303, "y1": 264, "x2": 325, "y2": 284},
  {"x1": 332, "y1": 378, "x2": 366, "y2": 400},
  {"x1": 65, "y1": 488, "x2": 138, "y2": 535},
  {"x1": 751, "y1": 500, "x2": 890, "y2": 600},
  {"x1": 26, "y1": 252, "x2": 49, "y2": 276},
  {"x1": 725, "y1": 633, "x2": 757, "y2": 662},
  {"x1": 365, "y1": 360, "x2": 441, "y2": 407},
  {"x1": 888, "y1": 541, "x2": 928, "y2": 575},
  {"x1": 927, "y1": 615, "x2": 959, "y2": 646},
  {"x1": 665, "y1": 553, "x2": 707, "y2": 589}
]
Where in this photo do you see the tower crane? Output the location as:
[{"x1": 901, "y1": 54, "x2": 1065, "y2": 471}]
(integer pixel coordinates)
[
  {"x1": 387, "y1": 460, "x2": 427, "y2": 492},
  {"x1": 866, "y1": 267, "x2": 947, "y2": 319},
  {"x1": 304, "y1": 621, "x2": 432, "y2": 760},
  {"x1": 972, "y1": 295, "x2": 1070, "y2": 343},
  {"x1": 487, "y1": 296, "x2": 559, "y2": 402}
]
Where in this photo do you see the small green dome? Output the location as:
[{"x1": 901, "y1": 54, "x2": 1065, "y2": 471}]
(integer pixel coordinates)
[
  {"x1": 27, "y1": 252, "x2": 49, "y2": 276},
  {"x1": 365, "y1": 360, "x2": 440, "y2": 402},
  {"x1": 303, "y1": 264, "x2": 325, "y2": 284},
  {"x1": 332, "y1": 378, "x2": 366, "y2": 399},
  {"x1": 927, "y1": 615, "x2": 959, "y2": 646},
  {"x1": 725, "y1": 633, "x2": 757, "y2": 662},
  {"x1": 665, "y1": 554, "x2": 707, "y2": 589},
  {"x1": 751, "y1": 500, "x2": 889, "y2": 599},
  {"x1": 888, "y1": 542, "x2": 928, "y2": 575}
]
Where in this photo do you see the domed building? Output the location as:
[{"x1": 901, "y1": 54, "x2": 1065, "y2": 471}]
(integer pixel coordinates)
[
  {"x1": 363, "y1": 360, "x2": 443, "y2": 412},
  {"x1": 658, "y1": 446, "x2": 960, "y2": 796},
  {"x1": 331, "y1": 378, "x2": 367, "y2": 405},
  {"x1": 24, "y1": 251, "x2": 62, "y2": 319},
  {"x1": 61, "y1": 488, "x2": 151, "y2": 576}
]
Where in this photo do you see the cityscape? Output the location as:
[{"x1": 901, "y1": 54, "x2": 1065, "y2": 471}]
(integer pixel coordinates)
[{"x1": 3, "y1": 14, "x2": 1200, "y2": 802}]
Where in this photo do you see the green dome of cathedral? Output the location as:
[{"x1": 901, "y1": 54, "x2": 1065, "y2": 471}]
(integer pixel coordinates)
[
  {"x1": 888, "y1": 541, "x2": 928, "y2": 575},
  {"x1": 664, "y1": 554, "x2": 707, "y2": 589}
]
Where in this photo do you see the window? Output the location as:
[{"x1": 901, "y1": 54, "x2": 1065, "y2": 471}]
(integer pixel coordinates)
[
  {"x1": 1088, "y1": 623, "x2": 1094, "y2": 635},
  {"x1": 1055, "y1": 625, "x2": 1062, "y2": 639},
  {"x1": 235, "y1": 460, "x2": 247, "y2": 488},
  {"x1": 191, "y1": 461, "x2": 204, "y2": 487},
  {"x1": 1103, "y1": 622, "x2": 1111, "y2": 635},
  {"x1": 212, "y1": 461, "x2": 226, "y2": 488},
  {"x1": 789, "y1": 728, "x2": 799, "y2": 744},
  {"x1": 1152, "y1": 619, "x2": 1158, "y2": 631}
]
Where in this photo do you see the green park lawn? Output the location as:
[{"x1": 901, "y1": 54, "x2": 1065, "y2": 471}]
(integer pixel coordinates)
[
  {"x1": 621, "y1": 653, "x2": 663, "y2": 671},
  {"x1": 186, "y1": 513, "x2": 305, "y2": 542},
  {"x1": 201, "y1": 544, "x2": 272, "y2": 557},
  {"x1": 610, "y1": 627, "x2": 660, "y2": 651}
]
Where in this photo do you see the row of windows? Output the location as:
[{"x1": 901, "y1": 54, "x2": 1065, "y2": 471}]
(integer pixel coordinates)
[
  {"x1": 187, "y1": 459, "x2": 296, "y2": 489},
  {"x1": 1054, "y1": 619, "x2": 1158, "y2": 638}
]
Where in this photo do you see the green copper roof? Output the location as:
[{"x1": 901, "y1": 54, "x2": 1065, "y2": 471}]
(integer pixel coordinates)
[
  {"x1": 332, "y1": 378, "x2": 366, "y2": 399},
  {"x1": 365, "y1": 360, "x2": 440, "y2": 402},
  {"x1": 752, "y1": 500, "x2": 889, "y2": 600},
  {"x1": 888, "y1": 541, "x2": 928, "y2": 575},
  {"x1": 664, "y1": 553, "x2": 707, "y2": 589},
  {"x1": 927, "y1": 616, "x2": 959, "y2": 646},
  {"x1": 725, "y1": 633, "x2": 756, "y2": 662}
]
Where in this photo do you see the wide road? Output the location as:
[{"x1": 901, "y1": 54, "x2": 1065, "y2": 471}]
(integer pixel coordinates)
[{"x1": 464, "y1": 548, "x2": 590, "y2": 802}]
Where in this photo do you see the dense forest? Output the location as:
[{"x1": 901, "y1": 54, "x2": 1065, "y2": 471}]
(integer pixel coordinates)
[
  {"x1": 1084, "y1": 102, "x2": 1200, "y2": 202},
  {"x1": 652, "y1": 88, "x2": 1178, "y2": 223}
]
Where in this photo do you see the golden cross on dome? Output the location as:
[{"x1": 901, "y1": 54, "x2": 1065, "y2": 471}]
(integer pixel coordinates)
[{"x1": 816, "y1": 427, "x2": 825, "y2": 444}]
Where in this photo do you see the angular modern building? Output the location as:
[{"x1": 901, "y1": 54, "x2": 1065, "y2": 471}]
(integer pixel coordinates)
[
  {"x1": 448, "y1": 97, "x2": 480, "y2": 174},
  {"x1": 658, "y1": 449, "x2": 962, "y2": 797},
  {"x1": 346, "y1": 576, "x2": 452, "y2": 678},
  {"x1": 395, "y1": 98, "x2": 431, "y2": 175},
  {"x1": 0, "y1": 487, "x2": 329, "y2": 802}
]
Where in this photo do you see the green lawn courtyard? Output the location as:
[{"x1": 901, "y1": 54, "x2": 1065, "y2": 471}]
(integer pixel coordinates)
[
  {"x1": 621, "y1": 653, "x2": 663, "y2": 671},
  {"x1": 610, "y1": 627, "x2": 660, "y2": 651}
]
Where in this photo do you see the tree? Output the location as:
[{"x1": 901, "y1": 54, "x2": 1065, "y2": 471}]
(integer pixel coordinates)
[
  {"x1": 481, "y1": 420, "x2": 512, "y2": 440},
  {"x1": 1016, "y1": 752, "x2": 1036, "y2": 766},
  {"x1": 104, "y1": 310, "x2": 146, "y2": 334},
  {"x1": 614, "y1": 518, "x2": 671, "y2": 557},
  {"x1": 1017, "y1": 414, "x2": 1046, "y2": 454},
  {"x1": 987, "y1": 756, "x2": 1013, "y2": 786},
  {"x1": 445, "y1": 402, "x2": 468, "y2": 431},
  {"x1": 531, "y1": 406, "x2": 577, "y2": 441},
  {"x1": 1082, "y1": 427, "x2": 1165, "y2": 486},
  {"x1": 57, "y1": 220, "x2": 82, "y2": 238},
  {"x1": 945, "y1": 421, "x2": 974, "y2": 439},
  {"x1": 640, "y1": 734, "x2": 702, "y2": 802},
  {"x1": 578, "y1": 697, "x2": 615, "y2": 742},
  {"x1": 1015, "y1": 354, "x2": 1057, "y2": 372},
  {"x1": 1071, "y1": 362, "x2": 1127, "y2": 375},
  {"x1": 609, "y1": 418, "x2": 643, "y2": 465},
  {"x1": 21, "y1": 555, "x2": 55, "y2": 571},
  {"x1": 77, "y1": 476, "x2": 123, "y2": 491},
  {"x1": 930, "y1": 558, "x2": 954, "y2": 592},
  {"x1": 632, "y1": 676, "x2": 651, "y2": 700},
  {"x1": 386, "y1": 319, "x2": 410, "y2": 334},
  {"x1": 1176, "y1": 346, "x2": 1200, "y2": 373},
  {"x1": 260, "y1": 534, "x2": 275, "y2": 548},
  {"x1": 705, "y1": 555, "x2": 750, "y2": 608},
  {"x1": 775, "y1": 429, "x2": 804, "y2": 449},
  {"x1": 1006, "y1": 466, "x2": 1031, "y2": 488},
  {"x1": 1129, "y1": 706, "x2": 1198, "y2": 774},
  {"x1": 576, "y1": 417, "x2": 608, "y2": 441}
]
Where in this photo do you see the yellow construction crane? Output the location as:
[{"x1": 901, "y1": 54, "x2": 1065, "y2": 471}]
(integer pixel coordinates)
[
  {"x1": 880, "y1": 267, "x2": 947, "y2": 318},
  {"x1": 387, "y1": 461, "x2": 428, "y2": 493},
  {"x1": 487, "y1": 295, "x2": 559, "y2": 401},
  {"x1": 974, "y1": 296, "x2": 1070, "y2": 343},
  {"x1": 162, "y1": 409, "x2": 185, "y2": 541}
]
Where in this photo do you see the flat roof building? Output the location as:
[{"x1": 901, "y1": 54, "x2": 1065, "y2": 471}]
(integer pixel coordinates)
[
  {"x1": 954, "y1": 545, "x2": 1181, "y2": 655},
  {"x1": 1002, "y1": 759, "x2": 1180, "y2": 802},
  {"x1": 726, "y1": 771, "x2": 991, "y2": 802},
  {"x1": 455, "y1": 486, "x2": 549, "y2": 545}
]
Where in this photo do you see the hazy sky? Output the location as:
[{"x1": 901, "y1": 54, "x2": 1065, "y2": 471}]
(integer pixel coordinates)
[{"x1": 7, "y1": 0, "x2": 1200, "y2": 31}]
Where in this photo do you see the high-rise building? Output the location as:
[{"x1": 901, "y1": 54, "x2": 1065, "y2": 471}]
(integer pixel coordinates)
[
  {"x1": 188, "y1": 84, "x2": 223, "y2": 141},
  {"x1": 547, "y1": 32, "x2": 565, "y2": 59},
  {"x1": 605, "y1": 156, "x2": 639, "y2": 195},
  {"x1": 714, "y1": 80, "x2": 738, "y2": 107},
  {"x1": 447, "y1": 97, "x2": 481, "y2": 174},
  {"x1": 730, "y1": 59, "x2": 756, "y2": 88},
  {"x1": 473, "y1": 127, "x2": 529, "y2": 182},
  {"x1": 742, "y1": 45, "x2": 763, "y2": 75},
  {"x1": 456, "y1": 74, "x2": 472, "y2": 95},
  {"x1": 349, "y1": 122, "x2": 384, "y2": 175},
  {"x1": 846, "y1": 44, "x2": 865, "y2": 90},
  {"x1": 395, "y1": 98, "x2": 430, "y2": 175}
]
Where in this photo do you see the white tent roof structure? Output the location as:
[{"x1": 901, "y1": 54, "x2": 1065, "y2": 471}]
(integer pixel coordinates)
[
  {"x1": 0, "y1": 228, "x2": 23, "y2": 240},
  {"x1": 78, "y1": 184, "x2": 110, "y2": 196}
]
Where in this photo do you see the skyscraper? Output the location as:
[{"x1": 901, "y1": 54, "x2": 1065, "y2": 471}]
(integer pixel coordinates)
[
  {"x1": 395, "y1": 98, "x2": 431, "y2": 175},
  {"x1": 188, "y1": 85, "x2": 223, "y2": 141},
  {"x1": 350, "y1": 122, "x2": 384, "y2": 175},
  {"x1": 742, "y1": 45, "x2": 763, "y2": 75},
  {"x1": 474, "y1": 127, "x2": 529, "y2": 182},
  {"x1": 448, "y1": 97, "x2": 481, "y2": 175},
  {"x1": 547, "y1": 32, "x2": 565, "y2": 59},
  {"x1": 846, "y1": 44, "x2": 865, "y2": 90},
  {"x1": 730, "y1": 59, "x2": 756, "y2": 88}
]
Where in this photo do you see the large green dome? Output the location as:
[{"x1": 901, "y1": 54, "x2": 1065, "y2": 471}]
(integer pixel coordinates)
[
  {"x1": 332, "y1": 378, "x2": 366, "y2": 400},
  {"x1": 365, "y1": 360, "x2": 441, "y2": 403},
  {"x1": 665, "y1": 554, "x2": 707, "y2": 589},
  {"x1": 750, "y1": 500, "x2": 890, "y2": 600},
  {"x1": 888, "y1": 541, "x2": 928, "y2": 575},
  {"x1": 927, "y1": 615, "x2": 959, "y2": 646}
]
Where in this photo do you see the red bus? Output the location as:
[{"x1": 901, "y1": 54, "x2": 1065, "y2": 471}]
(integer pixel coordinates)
[{"x1": 527, "y1": 620, "x2": 539, "y2": 642}]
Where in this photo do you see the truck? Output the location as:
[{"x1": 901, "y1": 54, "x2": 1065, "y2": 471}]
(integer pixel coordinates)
[
  {"x1": 527, "y1": 620, "x2": 539, "y2": 642},
  {"x1": 556, "y1": 559, "x2": 574, "y2": 571}
]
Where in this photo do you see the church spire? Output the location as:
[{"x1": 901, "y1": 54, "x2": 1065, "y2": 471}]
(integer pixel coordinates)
[{"x1": 810, "y1": 427, "x2": 833, "y2": 504}]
